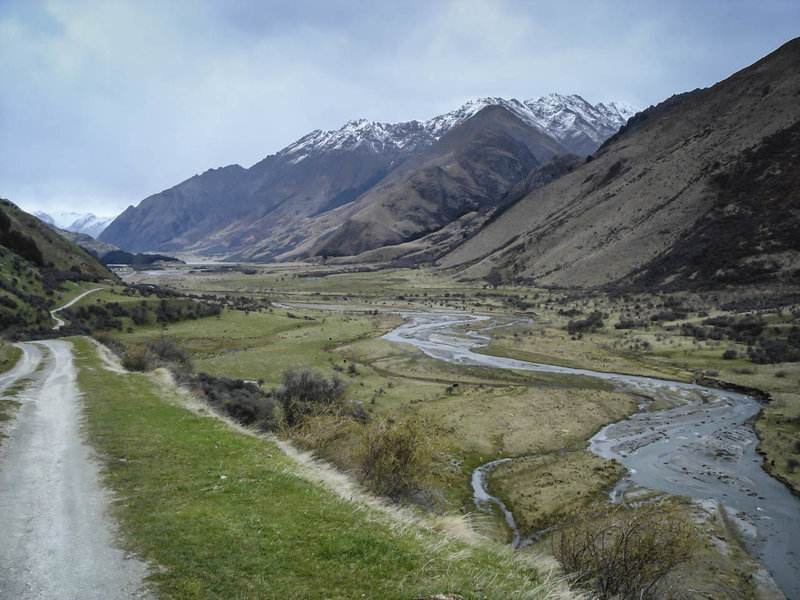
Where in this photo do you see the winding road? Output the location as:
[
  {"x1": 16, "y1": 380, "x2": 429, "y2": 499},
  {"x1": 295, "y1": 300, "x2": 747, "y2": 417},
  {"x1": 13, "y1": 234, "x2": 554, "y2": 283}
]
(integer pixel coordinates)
[
  {"x1": 0, "y1": 336, "x2": 150, "y2": 596},
  {"x1": 50, "y1": 287, "x2": 105, "y2": 329}
]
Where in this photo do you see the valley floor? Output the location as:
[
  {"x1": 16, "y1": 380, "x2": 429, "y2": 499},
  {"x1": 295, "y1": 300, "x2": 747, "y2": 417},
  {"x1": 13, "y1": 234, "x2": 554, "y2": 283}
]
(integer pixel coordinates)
[{"x1": 3, "y1": 264, "x2": 797, "y2": 599}]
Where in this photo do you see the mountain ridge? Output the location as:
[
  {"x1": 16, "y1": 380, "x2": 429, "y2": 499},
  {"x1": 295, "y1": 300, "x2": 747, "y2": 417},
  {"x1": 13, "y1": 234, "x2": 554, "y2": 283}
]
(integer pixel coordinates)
[
  {"x1": 34, "y1": 211, "x2": 116, "y2": 239},
  {"x1": 99, "y1": 94, "x2": 634, "y2": 258}
]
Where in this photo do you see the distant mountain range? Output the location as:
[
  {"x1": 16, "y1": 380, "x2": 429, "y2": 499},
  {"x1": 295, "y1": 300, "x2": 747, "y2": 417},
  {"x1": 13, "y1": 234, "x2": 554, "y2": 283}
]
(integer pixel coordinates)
[
  {"x1": 34, "y1": 211, "x2": 116, "y2": 239},
  {"x1": 99, "y1": 95, "x2": 635, "y2": 260}
]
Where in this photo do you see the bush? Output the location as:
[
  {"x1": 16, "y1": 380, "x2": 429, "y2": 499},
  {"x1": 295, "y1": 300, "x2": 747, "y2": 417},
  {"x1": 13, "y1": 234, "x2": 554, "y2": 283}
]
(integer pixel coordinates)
[
  {"x1": 291, "y1": 412, "x2": 364, "y2": 464},
  {"x1": 145, "y1": 336, "x2": 193, "y2": 373},
  {"x1": 189, "y1": 372, "x2": 276, "y2": 431},
  {"x1": 273, "y1": 367, "x2": 349, "y2": 428},
  {"x1": 121, "y1": 345, "x2": 150, "y2": 371},
  {"x1": 567, "y1": 311, "x2": 604, "y2": 335},
  {"x1": 119, "y1": 337, "x2": 193, "y2": 375},
  {"x1": 357, "y1": 417, "x2": 435, "y2": 499},
  {"x1": 554, "y1": 501, "x2": 699, "y2": 600}
]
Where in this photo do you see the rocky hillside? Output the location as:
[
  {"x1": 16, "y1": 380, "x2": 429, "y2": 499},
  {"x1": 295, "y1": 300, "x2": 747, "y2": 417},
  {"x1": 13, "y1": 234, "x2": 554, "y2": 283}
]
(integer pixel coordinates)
[
  {"x1": 440, "y1": 37, "x2": 800, "y2": 290},
  {"x1": 99, "y1": 95, "x2": 633, "y2": 259},
  {"x1": 247, "y1": 106, "x2": 550, "y2": 260}
]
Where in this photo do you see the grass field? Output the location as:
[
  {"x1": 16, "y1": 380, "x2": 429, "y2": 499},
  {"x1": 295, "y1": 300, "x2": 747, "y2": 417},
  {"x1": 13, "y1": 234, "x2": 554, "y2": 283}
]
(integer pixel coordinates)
[
  {"x1": 72, "y1": 336, "x2": 574, "y2": 600},
  {"x1": 0, "y1": 341, "x2": 21, "y2": 373},
  {"x1": 108, "y1": 266, "x2": 800, "y2": 512},
  {"x1": 107, "y1": 297, "x2": 640, "y2": 528}
]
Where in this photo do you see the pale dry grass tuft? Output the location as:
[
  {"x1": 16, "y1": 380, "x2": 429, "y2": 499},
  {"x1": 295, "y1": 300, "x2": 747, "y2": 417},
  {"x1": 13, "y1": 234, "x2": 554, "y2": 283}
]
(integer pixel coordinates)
[
  {"x1": 429, "y1": 512, "x2": 486, "y2": 544},
  {"x1": 88, "y1": 338, "x2": 127, "y2": 374}
]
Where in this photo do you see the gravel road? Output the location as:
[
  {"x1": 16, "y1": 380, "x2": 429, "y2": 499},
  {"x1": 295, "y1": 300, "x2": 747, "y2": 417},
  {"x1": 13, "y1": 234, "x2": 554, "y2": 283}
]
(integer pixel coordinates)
[
  {"x1": 50, "y1": 287, "x2": 105, "y2": 330},
  {"x1": 0, "y1": 340, "x2": 151, "y2": 599}
]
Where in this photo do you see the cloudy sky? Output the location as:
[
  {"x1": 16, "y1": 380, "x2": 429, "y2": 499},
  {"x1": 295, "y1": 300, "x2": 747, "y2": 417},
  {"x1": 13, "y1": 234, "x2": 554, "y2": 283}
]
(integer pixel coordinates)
[{"x1": 2, "y1": 0, "x2": 798, "y2": 219}]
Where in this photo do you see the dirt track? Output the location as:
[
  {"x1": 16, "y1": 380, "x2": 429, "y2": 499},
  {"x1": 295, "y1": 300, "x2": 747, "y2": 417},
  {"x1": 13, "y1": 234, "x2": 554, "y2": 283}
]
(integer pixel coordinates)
[{"x1": 0, "y1": 340, "x2": 150, "y2": 599}]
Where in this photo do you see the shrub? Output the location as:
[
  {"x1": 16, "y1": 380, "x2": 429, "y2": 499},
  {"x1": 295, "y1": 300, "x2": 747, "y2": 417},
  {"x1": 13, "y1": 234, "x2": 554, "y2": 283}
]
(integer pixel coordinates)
[
  {"x1": 553, "y1": 500, "x2": 699, "y2": 600},
  {"x1": 145, "y1": 336, "x2": 193, "y2": 373},
  {"x1": 291, "y1": 412, "x2": 364, "y2": 465},
  {"x1": 567, "y1": 311, "x2": 604, "y2": 335},
  {"x1": 357, "y1": 417, "x2": 435, "y2": 499},
  {"x1": 722, "y1": 349, "x2": 738, "y2": 360},
  {"x1": 119, "y1": 337, "x2": 193, "y2": 375},
  {"x1": 121, "y1": 345, "x2": 150, "y2": 371},
  {"x1": 274, "y1": 367, "x2": 349, "y2": 427},
  {"x1": 189, "y1": 372, "x2": 276, "y2": 431},
  {"x1": 93, "y1": 331, "x2": 127, "y2": 356}
]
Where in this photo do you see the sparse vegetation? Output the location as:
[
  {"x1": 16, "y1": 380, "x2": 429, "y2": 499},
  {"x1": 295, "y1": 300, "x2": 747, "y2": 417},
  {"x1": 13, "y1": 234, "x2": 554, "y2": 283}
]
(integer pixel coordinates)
[
  {"x1": 357, "y1": 416, "x2": 436, "y2": 499},
  {"x1": 273, "y1": 367, "x2": 350, "y2": 428},
  {"x1": 553, "y1": 500, "x2": 700, "y2": 600},
  {"x1": 0, "y1": 340, "x2": 21, "y2": 373}
]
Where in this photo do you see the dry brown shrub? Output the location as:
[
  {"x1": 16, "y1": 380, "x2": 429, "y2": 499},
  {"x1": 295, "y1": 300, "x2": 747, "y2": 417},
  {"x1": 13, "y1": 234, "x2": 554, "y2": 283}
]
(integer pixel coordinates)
[{"x1": 553, "y1": 500, "x2": 699, "y2": 600}]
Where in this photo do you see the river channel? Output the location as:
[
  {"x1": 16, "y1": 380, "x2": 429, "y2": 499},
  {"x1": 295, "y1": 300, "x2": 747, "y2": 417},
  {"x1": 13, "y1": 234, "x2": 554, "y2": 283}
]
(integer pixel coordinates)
[{"x1": 382, "y1": 311, "x2": 799, "y2": 599}]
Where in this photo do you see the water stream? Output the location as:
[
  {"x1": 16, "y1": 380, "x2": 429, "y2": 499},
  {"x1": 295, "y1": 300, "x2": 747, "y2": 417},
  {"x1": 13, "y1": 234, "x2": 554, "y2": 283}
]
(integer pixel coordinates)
[{"x1": 382, "y1": 311, "x2": 800, "y2": 599}]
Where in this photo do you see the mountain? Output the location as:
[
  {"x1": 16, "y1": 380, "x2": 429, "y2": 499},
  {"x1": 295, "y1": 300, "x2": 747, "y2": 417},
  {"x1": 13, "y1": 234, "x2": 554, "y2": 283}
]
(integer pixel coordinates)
[
  {"x1": 34, "y1": 211, "x2": 116, "y2": 238},
  {"x1": 100, "y1": 94, "x2": 634, "y2": 259},
  {"x1": 0, "y1": 199, "x2": 115, "y2": 334},
  {"x1": 53, "y1": 229, "x2": 121, "y2": 260},
  {"x1": 439, "y1": 38, "x2": 800, "y2": 290},
  {"x1": 302, "y1": 106, "x2": 556, "y2": 260}
]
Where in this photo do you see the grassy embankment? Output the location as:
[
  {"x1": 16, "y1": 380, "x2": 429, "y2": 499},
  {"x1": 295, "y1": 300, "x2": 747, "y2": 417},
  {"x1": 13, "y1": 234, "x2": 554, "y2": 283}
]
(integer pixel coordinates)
[
  {"x1": 0, "y1": 340, "x2": 21, "y2": 373},
  {"x1": 72, "y1": 336, "x2": 571, "y2": 600},
  {"x1": 0, "y1": 341, "x2": 23, "y2": 447}
]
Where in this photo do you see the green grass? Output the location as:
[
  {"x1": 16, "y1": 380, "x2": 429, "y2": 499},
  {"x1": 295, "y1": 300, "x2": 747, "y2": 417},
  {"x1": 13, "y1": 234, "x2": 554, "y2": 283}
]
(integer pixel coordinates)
[
  {"x1": 120, "y1": 308, "x2": 391, "y2": 385},
  {"x1": 72, "y1": 336, "x2": 570, "y2": 600},
  {"x1": 0, "y1": 342, "x2": 22, "y2": 373}
]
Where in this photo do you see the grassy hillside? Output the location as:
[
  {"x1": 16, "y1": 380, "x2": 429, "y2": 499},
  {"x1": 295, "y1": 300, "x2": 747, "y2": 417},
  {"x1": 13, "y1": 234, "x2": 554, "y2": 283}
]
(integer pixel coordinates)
[{"x1": 0, "y1": 198, "x2": 116, "y2": 336}]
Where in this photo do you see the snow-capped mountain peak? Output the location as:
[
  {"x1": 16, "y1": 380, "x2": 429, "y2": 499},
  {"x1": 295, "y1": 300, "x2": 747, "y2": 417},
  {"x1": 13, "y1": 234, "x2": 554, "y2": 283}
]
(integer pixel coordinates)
[
  {"x1": 33, "y1": 211, "x2": 116, "y2": 238},
  {"x1": 276, "y1": 94, "x2": 638, "y2": 164}
]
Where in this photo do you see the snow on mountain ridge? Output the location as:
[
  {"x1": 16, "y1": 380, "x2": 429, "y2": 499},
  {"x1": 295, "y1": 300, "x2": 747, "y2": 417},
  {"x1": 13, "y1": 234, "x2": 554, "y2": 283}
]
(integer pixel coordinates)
[
  {"x1": 33, "y1": 211, "x2": 116, "y2": 238},
  {"x1": 278, "y1": 94, "x2": 639, "y2": 163}
]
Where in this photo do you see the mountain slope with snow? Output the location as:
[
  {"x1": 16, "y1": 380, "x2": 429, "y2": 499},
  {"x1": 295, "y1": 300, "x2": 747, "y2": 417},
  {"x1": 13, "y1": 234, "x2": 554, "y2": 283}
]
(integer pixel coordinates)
[
  {"x1": 34, "y1": 211, "x2": 116, "y2": 238},
  {"x1": 101, "y1": 94, "x2": 635, "y2": 258}
]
